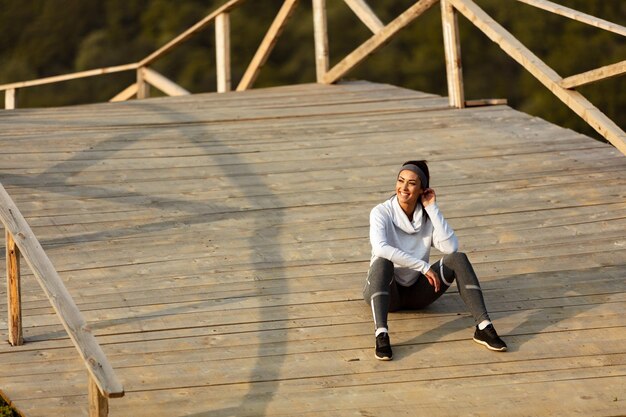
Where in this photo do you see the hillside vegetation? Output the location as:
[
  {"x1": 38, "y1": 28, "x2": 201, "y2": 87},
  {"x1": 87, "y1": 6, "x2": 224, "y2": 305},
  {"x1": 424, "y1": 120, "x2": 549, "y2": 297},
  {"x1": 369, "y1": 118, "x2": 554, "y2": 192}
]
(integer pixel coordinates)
[{"x1": 1, "y1": 0, "x2": 624, "y2": 139}]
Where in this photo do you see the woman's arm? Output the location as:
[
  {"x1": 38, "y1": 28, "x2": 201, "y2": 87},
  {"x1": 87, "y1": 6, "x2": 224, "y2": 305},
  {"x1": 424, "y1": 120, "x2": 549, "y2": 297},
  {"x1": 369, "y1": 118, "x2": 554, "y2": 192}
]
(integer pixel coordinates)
[{"x1": 422, "y1": 188, "x2": 458, "y2": 254}]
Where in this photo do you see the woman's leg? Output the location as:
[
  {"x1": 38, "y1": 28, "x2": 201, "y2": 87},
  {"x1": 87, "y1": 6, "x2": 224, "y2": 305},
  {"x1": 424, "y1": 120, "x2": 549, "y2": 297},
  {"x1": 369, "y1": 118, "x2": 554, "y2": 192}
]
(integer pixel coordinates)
[
  {"x1": 435, "y1": 252, "x2": 507, "y2": 351},
  {"x1": 363, "y1": 258, "x2": 400, "y2": 334},
  {"x1": 363, "y1": 258, "x2": 401, "y2": 360},
  {"x1": 436, "y1": 252, "x2": 490, "y2": 325}
]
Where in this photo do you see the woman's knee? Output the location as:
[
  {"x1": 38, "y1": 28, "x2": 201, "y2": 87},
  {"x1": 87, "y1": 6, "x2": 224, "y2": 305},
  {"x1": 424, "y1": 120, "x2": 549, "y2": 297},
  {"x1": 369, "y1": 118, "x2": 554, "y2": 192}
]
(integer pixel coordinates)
[
  {"x1": 444, "y1": 251, "x2": 469, "y2": 266},
  {"x1": 369, "y1": 257, "x2": 394, "y2": 277},
  {"x1": 365, "y1": 258, "x2": 394, "y2": 292}
]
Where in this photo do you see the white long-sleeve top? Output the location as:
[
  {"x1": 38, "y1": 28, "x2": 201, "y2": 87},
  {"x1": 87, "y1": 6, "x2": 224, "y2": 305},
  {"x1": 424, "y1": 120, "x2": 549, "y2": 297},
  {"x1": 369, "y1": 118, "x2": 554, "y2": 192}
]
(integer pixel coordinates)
[{"x1": 370, "y1": 196, "x2": 459, "y2": 286}]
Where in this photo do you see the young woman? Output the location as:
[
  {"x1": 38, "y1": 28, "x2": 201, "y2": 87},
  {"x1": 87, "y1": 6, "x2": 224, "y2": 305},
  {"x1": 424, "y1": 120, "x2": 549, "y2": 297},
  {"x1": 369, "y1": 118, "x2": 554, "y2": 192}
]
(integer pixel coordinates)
[{"x1": 363, "y1": 160, "x2": 507, "y2": 360}]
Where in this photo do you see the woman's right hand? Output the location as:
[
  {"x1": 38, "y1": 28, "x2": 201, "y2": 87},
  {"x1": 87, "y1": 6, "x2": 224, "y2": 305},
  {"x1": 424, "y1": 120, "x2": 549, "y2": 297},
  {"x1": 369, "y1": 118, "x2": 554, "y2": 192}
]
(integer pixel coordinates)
[
  {"x1": 425, "y1": 268, "x2": 440, "y2": 292},
  {"x1": 421, "y1": 187, "x2": 436, "y2": 207}
]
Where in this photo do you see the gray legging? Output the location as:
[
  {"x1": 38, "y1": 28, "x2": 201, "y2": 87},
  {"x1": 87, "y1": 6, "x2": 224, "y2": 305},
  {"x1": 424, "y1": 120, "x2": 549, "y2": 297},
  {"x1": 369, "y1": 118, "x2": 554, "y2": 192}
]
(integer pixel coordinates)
[{"x1": 363, "y1": 252, "x2": 490, "y2": 332}]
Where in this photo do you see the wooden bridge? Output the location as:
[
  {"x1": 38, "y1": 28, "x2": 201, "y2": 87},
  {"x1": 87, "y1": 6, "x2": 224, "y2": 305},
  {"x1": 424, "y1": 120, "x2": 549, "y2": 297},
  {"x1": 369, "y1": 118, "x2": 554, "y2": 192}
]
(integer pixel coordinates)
[{"x1": 1, "y1": 1, "x2": 625, "y2": 416}]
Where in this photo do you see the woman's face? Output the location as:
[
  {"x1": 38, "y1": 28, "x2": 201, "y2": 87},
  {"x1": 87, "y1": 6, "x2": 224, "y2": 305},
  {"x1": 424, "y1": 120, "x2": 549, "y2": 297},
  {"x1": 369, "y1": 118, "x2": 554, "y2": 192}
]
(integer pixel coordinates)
[{"x1": 396, "y1": 169, "x2": 423, "y2": 210}]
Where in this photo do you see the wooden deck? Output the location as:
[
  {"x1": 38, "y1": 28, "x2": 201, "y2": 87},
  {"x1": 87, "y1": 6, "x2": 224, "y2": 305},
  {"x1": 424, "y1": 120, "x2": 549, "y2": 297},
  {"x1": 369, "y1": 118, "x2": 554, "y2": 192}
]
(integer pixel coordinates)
[{"x1": 0, "y1": 81, "x2": 625, "y2": 416}]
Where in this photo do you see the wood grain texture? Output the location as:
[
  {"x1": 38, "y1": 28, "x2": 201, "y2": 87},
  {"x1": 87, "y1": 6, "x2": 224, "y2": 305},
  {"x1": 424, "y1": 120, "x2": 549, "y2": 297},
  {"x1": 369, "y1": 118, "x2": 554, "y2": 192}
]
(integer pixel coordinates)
[
  {"x1": 561, "y1": 60, "x2": 626, "y2": 89},
  {"x1": 6, "y1": 230, "x2": 22, "y2": 346},
  {"x1": 0, "y1": 81, "x2": 624, "y2": 417},
  {"x1": 0, "y1": 184, "x2": 124, "y2": 399},
  {"x1": 449, "y1": 0, "x2": 626, "y2": 155},
  {"x1": 215, "y1": 12, "x2": 232, "y2": 93}
]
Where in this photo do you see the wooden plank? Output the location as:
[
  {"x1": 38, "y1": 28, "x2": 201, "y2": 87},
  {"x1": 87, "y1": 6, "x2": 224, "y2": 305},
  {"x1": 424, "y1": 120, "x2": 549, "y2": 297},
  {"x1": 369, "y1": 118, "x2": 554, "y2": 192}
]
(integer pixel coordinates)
[
  {"x1": 515, "y1": 0, "x2": 626, "y2": 37},
  {"x1": 312, "y1": 0, "x2": 329, "y2": 83},
  {"x1": 135, "y1": 68, "x2": 150, "y2": 100},
  {"x1": 88, "y1": 376, "x2": 108, "y2": 417},
  {"x1": 343, "y1": 0, "x2": 384, "y2": 33},
  {"x1": 441, "y1": 0, "x2": 465, "y2": 108},
  {"x1": 141, "y1": 68, "x2": 190, "y2": 97},
  {"x1": 109, "y1": 84, "x2": 138, "y2": 102},
  {"x1": 6, "y1": 329, "x2": 626, "y2": 408},
  {"x1": 0, "y1": 64, "x2": 138, "y2": 91},
  {"x1": 4, "y1": 88, "x2": 17, "y2": 109},
  {"x1": 561, "y1": 60, "x2": 626, "y2": 89},
  {"x1": 237, "y1": 0, "x2": 299, "y2": 91},
  {"x1": 6, "y1": 230, "x2": 23, "y2": 346},
  {"x1": 0, "y1": 184, "x2": 124, "y2": 398},
  {"x1": 139, "y1": 0, "x2": 244, "y2": 66},
  {"x1": 322, "y1": 0, "x2": 439, "y2": 84},
  {"x1": 449, "y1": 0, "x2": 626, "y2": 156},
  {"x1": 215, "y1": 12, "x2": 231, "y2": 93}
]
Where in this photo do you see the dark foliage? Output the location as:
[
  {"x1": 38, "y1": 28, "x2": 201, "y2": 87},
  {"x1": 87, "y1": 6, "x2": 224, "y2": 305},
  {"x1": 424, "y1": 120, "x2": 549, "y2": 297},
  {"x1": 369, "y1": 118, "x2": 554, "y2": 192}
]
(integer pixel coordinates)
[{"x1": 0, "y1": 0, "x2": 624, "y2": 139}]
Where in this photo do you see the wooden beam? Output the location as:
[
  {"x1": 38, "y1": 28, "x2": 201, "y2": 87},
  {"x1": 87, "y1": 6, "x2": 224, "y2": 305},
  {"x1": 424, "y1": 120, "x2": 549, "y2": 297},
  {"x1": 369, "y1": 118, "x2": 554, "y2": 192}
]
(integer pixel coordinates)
[
  {"x1": 88, "y1": 376, "x2": 109, "y2": 417},
  {"x1": 515, "y1": 0, "x2": 626, "y2": 37},
  {"x1": 343, "y1": 0, "x2": 384, "y2": 33},
  {"x1": 6, "y1": 231, "x2": 22, "y2": 346},
  {"x1": 109, "y1": 83, "x2": 139, "y2": 102},
  {"x1": 0, "y1": 64, "x2": 138, "y2": 91},
  {"x1": 215, "y1": 12, "x2": 232, "y2": 93},
  {"x1": 136, "y1": 68, "x2": 150, "y2": 100},
  {"x1": 312, "y1": 0, "x2": 330, "y2": 83},
  {"x1": 4, "y1": 88, "x2": 16, "y2": 109},
  {"x1": 0, "y1": 183, "x2": 124, "y2": 398},
  {"x1": 140, "y1": 0, "x2": 244, "y2": 66},
  {"x1": 141, "y1": 68, "x2": 190, "y2": 96},
  {"x1": 441, "y1": 0, "x2": 465, "y2": 108},
  {"x1": 237, "y1": 0, "x2": 299, "y2": 91},
  {"x1": 449, "y1": 0, "x2": 626, "y2": 156},
  {"x1": 323, "y1": 0, "x2": 439, "y2": 84},
  {"x1": 561, "y1": 60, "x2": 626, "y2": 89}
]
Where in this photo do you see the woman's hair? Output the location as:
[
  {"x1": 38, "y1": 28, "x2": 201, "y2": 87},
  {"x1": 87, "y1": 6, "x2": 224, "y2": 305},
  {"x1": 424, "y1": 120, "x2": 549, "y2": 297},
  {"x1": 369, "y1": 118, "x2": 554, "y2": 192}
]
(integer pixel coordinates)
[{"x1": 400, "y1": 160, "x2": 430, "y2": 188}]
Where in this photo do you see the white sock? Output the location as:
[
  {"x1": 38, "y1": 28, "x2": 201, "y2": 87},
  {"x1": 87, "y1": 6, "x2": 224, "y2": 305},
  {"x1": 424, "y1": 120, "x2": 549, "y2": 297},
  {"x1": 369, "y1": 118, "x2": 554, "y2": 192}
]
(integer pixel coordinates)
[
  {"x1": 478, "y1": 320, "x2": 491, "y2": 330},
  {"x1": 375, "y1": 327, "x2": 388, "y2": 337}
]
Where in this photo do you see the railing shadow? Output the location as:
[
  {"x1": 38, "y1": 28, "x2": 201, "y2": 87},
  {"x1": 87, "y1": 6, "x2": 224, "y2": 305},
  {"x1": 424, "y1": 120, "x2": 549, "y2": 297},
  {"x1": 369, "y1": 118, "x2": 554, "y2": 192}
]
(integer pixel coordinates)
[{"x1": 0, "y1": 96, "x2": 290, "y2": 416}]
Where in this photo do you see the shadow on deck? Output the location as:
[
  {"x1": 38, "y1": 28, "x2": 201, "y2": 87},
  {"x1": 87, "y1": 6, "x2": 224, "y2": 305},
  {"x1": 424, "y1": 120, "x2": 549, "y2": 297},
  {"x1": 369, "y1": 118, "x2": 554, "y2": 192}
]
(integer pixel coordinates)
[{"x1": 0, "y1": 81, "x2": 625, "y2": 416}]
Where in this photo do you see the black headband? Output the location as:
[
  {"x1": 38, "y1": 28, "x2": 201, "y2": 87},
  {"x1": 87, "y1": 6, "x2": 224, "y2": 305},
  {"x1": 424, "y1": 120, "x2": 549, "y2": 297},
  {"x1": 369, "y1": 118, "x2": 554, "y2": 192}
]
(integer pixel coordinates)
[{"x1": 398, "y1": 164, "x2": 428, "y2": 188}]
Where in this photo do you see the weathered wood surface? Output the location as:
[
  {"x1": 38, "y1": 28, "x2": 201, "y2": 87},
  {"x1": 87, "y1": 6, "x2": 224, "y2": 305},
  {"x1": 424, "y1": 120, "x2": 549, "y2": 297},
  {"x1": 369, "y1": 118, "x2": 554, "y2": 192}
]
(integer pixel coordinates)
[
  {"x1": 5, "y1": 230, "x2": 22, "y2": 346},
  {"x1": 561, "y1": 60, "x2": 626, "y2": 90},
  {"x1": 0, "y1": 81, "x2": 625, "y2": 416},
  {"x1": 215, "y1": 12, "x2": 232, "y2": 93},
  {"x1": 450, "y1": 0, "x2": 626, "y2": 156},
  {"x1": 0, "y1": 184, "x2": 124, "y2": 399}
]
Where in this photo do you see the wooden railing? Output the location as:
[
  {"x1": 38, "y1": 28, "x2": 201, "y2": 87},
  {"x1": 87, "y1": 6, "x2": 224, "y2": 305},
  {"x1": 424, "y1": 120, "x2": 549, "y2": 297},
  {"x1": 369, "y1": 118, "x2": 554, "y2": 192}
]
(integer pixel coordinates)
[
  {"x1": 0, "y1": 0, "x2": 624, "y2": 154},
  {"x1": 0, "y1": 182, "x2": 124, "y2": 416}
]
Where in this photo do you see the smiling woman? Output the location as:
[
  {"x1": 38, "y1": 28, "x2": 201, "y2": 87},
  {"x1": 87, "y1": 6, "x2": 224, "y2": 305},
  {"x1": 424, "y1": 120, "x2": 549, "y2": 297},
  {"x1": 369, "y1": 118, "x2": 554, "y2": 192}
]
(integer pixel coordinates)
[{"x1": 363, "y1": 160, "x2": 507, "y2": 361}]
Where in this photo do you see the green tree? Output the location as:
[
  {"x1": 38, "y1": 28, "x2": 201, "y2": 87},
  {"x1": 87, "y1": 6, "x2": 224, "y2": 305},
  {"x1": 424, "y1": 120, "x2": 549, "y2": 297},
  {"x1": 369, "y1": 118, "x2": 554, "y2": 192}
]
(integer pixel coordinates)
[{"x1": 0, "y1": 0, "x2": 623, "y2": 140}]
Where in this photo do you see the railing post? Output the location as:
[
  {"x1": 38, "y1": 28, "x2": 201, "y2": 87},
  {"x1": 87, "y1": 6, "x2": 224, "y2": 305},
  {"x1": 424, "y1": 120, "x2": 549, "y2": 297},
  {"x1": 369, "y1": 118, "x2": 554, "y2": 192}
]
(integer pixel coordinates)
[
  {"x1": 441, "y1": 0, "x2": 465, "y2": 108},
  {"x1": 312, "y1": 0, "x2": 329, "y2": 83},
  {"x1": 215, "y1": 12, "x2": 232, "y2": 93},
  {"x1": 136, "y1": 67, "x2": 150, "y2": 99},
  {"x1": 5, "y1": 88, "x2": 17, "y2": 110},
  {"x1": 6, "y1": 230, "x2": 23, "y2": 346},
  {"x1": 88, "y1": 376, "x2": 109, "y2": 417}
]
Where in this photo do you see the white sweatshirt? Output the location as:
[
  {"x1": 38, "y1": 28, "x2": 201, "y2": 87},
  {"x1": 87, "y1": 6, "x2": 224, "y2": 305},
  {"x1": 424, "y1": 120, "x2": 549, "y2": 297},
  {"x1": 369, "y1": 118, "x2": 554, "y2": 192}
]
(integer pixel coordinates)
[{"x1": 369, "y1": 196, "x2": 459, "y2": 286}]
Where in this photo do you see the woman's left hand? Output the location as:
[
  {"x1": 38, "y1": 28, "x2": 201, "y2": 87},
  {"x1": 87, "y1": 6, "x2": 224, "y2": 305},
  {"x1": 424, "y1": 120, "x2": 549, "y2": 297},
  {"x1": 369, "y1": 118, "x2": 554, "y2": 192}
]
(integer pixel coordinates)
[
  {"x1": 421, "y1": 188, "x2": 436, "y2": 207},
  {"x1": 424, "y1": 268, "x2": 440, "y2": 292}
]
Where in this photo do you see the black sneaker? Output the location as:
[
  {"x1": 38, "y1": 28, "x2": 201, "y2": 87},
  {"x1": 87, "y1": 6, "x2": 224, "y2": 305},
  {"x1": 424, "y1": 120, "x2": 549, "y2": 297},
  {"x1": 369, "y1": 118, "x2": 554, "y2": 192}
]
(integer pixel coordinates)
[
  {"x1": 375, "y1": 332, "x2": 393, "y2": 360},
  {"x1": 473, "y1": 324, "x2": 507, "y2": 352}
]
